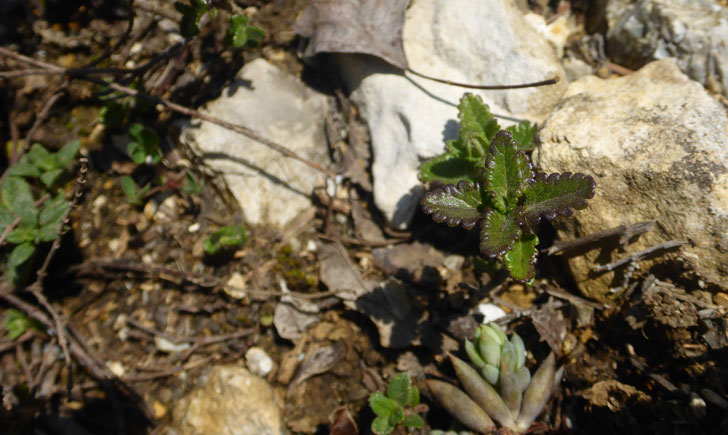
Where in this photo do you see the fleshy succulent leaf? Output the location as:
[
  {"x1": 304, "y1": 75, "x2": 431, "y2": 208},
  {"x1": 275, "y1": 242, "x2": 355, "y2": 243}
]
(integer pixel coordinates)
[
  {"x1": 449, "y1": 354, "x2": 517, "y2": 431},
  {"x1": 479, "y1": 209, "x2": 521, "y2": 258},
  {"x1": 503, "y1": 233, "x2": 539, "y2": 282},
  {"x1": 516, "y1": 353, "x2": 557, "y2": 432},
  {"x1": 499, "y1": 355, "x2": 523, "y2": 418},
  {"x1": 427, "y1": 380, "x2": 495, "y2": 433},
  {"x1": 518, "y1": 172, "x2": 596, "y2": 231},
  {"x1": 465, "y1": 340, "x2": 486, "y2": 368},
  {"x1": 484, "y1": 131, "x2": 534, "y2": 213},
  {"x1": 421, "y1": 181, "x2": 485, "y2": 230}
]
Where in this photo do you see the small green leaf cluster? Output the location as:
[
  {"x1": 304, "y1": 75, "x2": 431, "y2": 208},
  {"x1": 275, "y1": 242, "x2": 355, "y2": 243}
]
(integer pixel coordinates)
[
  {"x1": 420, "y1": 95, "x2": 595, "y2": 282},
  {"x1": 127, "y1": 123, "x2": 162, "y2": 165},
  {"x1": 369, "y1": 373, "x2": 424, "y2": 435},
  {"x1": 182, "y1": 171, "x2": 204, "y2": 195},
  {"x1": 174, "y1": 0, "x2": 264, "y2": 47},
  {"x1": 1, "y1": 140, "x2": 79, "y2": 285},
  {"x1": 120, "y1": 175, "x2": 151, "y2": 206},
  {"x1": 227, "y1": 14, "x2": 264, "y2": 48},
  {"x1": 203, "y1": 225, "x2": 247, "y2": 256},
  {"x1": 428, "y1": 323, "x2": 561, "y2": 433},
  {"x1": 419, "y1": 94, "x2": 536, "y2": 186},
  {"x1": 4, "y1": 309, "x2": 44, "y2": 340}
]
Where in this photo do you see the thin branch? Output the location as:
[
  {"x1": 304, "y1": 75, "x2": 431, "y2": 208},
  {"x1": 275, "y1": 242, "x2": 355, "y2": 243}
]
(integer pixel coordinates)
[
  {"x1": 125, "y1": 318, "x2": 255, "y2": 345},
  {"x1": 542, "y1": 220, "x2": 656, "y2": 255},
  {"x1": 593, "y1": 240, "x2": 688, "y2": 273},
  {"x1": 407, "y1": 68, "x2": 561, "y2": 90}
]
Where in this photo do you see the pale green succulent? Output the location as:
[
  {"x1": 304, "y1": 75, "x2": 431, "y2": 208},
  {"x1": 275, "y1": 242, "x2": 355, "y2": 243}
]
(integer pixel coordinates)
[{"x1": 428, "y1": 322, "x2": 562, "y2": 433}]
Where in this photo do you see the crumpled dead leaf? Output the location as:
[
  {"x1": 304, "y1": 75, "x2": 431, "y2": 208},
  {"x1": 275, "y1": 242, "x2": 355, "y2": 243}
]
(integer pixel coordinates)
[
  {"x1": 531, "y1": 299, "x2": 567, "y2": 356},
  {"x1": 294, "y1": 0, "x2": 410, "y2": 70}
]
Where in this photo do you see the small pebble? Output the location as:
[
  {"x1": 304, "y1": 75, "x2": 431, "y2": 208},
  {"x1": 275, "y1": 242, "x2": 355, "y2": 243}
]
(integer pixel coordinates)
[
  {"x1": 713, "y1": 292, "x2": 728, "y2": 308},
  {"x1": 246, "y1": 347, "x2": 274, "y2": 377},
  {"x1": 477, "y1": 303, "x2": 506, "y2": 323},
  {"x1": 188, "y1": 222, "x2": 200, "y2": 233}
]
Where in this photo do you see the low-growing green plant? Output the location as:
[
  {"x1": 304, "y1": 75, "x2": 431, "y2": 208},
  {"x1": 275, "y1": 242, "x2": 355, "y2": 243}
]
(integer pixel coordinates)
[
  {"x1": 428, "y1": 323, "x2": 561, "y2": 433},
  {"x1": 3, "y1": 309, "x2": 44, "y2": 339},
  {"x1": 369, "y1": 373, "x2": 424, "y2": 435},
  {"x1": 127, "y1": 123, "x2": 162, "y2": 165},
  {"x1": 120, "y1": 175, "x2": 151, "y2": 206},
  {"x1": 175, "y1": 0, "x2": 210, "y2": 38},
  {"x1": 419, "y1": 94, "x2": 536, "y2": 185},
  {"x1": 182, "y1": 170, "x2": 204, "y2": 195},
  {"x1": 227, "y1": 14, "x2": 264, "y2": 48},
  {"x1": 0, "y1": 140, "x2": 79, "y2": 285},
  {"x1": 203, "y1": 225, "x2": 247, "y2": 256},
  {"x1": 420, "y1": 95, "x2": 595, "y2": 282}
]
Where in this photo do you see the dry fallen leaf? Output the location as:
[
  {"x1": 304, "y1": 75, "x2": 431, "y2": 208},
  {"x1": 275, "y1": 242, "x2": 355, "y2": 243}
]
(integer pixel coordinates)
[{"x1": 294, "y1": 0, "x2": 410, "y2": 70}]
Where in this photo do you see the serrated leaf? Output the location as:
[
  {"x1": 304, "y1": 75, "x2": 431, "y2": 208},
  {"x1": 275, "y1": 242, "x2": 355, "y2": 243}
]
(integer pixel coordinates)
[
  {"x1": 484, "y1": 131, "x2": 533, "y2": 213},
  {"x1": 1, "y1": 176, "x2": 37, "y2": 225},
  {"x1": 403, "y1": 413, "x2": 424, "y2": 428},
  {"x1": 388, "y1": 373, "x2": 412, "y2": 406},
  {"x1": 503, "y1": 233, "x2": 539, "y2": 282},
  {"x1": 518, "y1": 172, "x2": 596, "y2": 231},
  {"x1": 6, "y1": 161, "x2": 41, "y2": 178},
  {"x1": 38, "y1": 194, "x2": 69, "y2": 242},
  {"x1": 371, "y1": 415, "x2": 393, "y2": 435},
  {"x1": 0, "y1": 206, "x2": 14, "y2": 233},
  {"x1": 407, "y1": 382, "x2": 420, "y2": 407},
  {"x1": 479, "y1": 209, "x2": 521, "y2": 258},
  {"x1": 457, "y1": 94, "x2": 500, "y2": 160},
  {"x1": 506, "y1": 121, "x2": 536, "y2": 152},
  {"x1": 419, "y1": 153, "x2": 480, "y2": 185},
  {"x1": 369, "y1": 392, "x2": 395, "y2": 417},
  {"x1": 228, "y1": 14, "x2": 264, "y2": 48},
  {"x1": 174, "y1": 0, "x2": 208, "y2": 38},
  {"x1": 26, "y1": 143, "x2": 55, "y2": 171},
  {"x1": 421, "y1": 181, "x2": 484, "y2": 230},
  {"x1": 56, "y1": 139, "x2": 81, "y2": 167}
]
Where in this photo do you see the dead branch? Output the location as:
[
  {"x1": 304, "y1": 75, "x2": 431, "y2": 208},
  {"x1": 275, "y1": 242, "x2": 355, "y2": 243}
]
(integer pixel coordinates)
[
  {"x1": 592, "y1": 239, "x2": 688, "y2": 273},
  {"x1": 542, "y1": 220, "x2": 656, "y2": 255}
]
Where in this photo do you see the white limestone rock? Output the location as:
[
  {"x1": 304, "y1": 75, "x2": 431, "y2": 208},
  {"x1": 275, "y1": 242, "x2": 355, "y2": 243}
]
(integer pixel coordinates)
[
  {"x1": 181, "y1": 59, "x2": 329, "y2": 229},
  {"x1": 606, "y1": 0, "x2": 728, "y2": 96},
  {"x1": 534, "y1": 59, "x2": 728, "y2": 301},
  {"x1": 336, "y1": 0, "x2": 567, "y2": 228}
]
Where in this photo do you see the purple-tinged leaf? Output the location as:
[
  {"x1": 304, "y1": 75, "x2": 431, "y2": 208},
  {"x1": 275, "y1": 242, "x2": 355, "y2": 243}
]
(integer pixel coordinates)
[
  {"x1": 518, "y1": 172, "x2": 596, "y2": 231},
  {"x1": 479, "y1": 209, "x2": 521, "y2": 258},
  {"x1": 421, "y1": 181, "x2": 484, "y2": 230},
  {"x1": 485, "y1": 131, "x2": 534, "y2": 213},
  {"x1": 503, "y1": 233, "x2": 539, "y2": 282}
]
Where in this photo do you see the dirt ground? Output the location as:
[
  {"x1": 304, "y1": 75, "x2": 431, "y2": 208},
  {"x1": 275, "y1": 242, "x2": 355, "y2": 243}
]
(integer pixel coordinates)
[{"x1": 1, "y1": 1, "x2": 727, "y2": 434}]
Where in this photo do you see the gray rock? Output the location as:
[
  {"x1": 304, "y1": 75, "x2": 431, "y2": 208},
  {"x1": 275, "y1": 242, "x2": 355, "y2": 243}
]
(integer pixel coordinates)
[
  {"x1": 606, "y1": 0, "x2": 728, "y2": 96},
  {"x1": 336, "y1": 0, "x2": 567, "y2": 229},
  {"x1": 169, "y1": 365, "x2": 287, "y2": 435},
  {"x1": 534, "y1": 59, "x2": 728, "y2": 301},
  {"x1": 181, "y1": 59, "x2": 329, "y2": 229}
]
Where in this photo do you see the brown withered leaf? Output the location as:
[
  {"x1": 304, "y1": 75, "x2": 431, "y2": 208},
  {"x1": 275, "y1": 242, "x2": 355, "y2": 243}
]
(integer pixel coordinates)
[
  {"x1": 294, "y1": 0, "x2": 410, "y2": 70},
  {"x1": 531, "y1": 299, "x2": 567, "y2": 356}
]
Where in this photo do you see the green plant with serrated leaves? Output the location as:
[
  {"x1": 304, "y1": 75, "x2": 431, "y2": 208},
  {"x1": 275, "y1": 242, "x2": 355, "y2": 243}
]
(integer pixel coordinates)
[
  {"x1": 0, "y1": 140, "x2": 79, "y2": 285},
  {"x1": 175, "y1": 0, "x2": 210, "y2": 38},
  {"x1": 127, "y1": 123, "x2": 162, "y2": 165},
  {"x1": 420, "y1": 97, "x2": 595, "y2": 282},
  {"x1": 419, "y1": 94, "x2": 536, "y2": 185},
  {"x1": 428, "y1": 323, "x2": 562, "y2": 433},
  {"x1": 4, "y1": 309, "x2": 44, "y2": 339},
  {"x1": 227, "y1": 14, "x2": 264, "y2": 48},
  {"x1": 203, "y1": 225, "x2": 247, "y2": 256},
  {"x1": 120, "y1": 175, "x2": 151, "y2": 206},
  {"x1": 369, "y1": 373, "x2": 424, "y2": 435}
]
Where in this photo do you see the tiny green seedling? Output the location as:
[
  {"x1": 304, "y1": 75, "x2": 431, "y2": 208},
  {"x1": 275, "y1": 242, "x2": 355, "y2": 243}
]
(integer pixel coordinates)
[
  {"x1": 127, "y1": 124, "x2": 162, "y2": 165},
  {"x1": 203, "y1": 225, "x2": 247, "y2": 256},
  {"x1": 175, "y1": 0, "x2": 210, "y2": 38},
  {"x1": 369, "y1": 373, "x2": 424, "y2": 435},
  {"x1": 227, "y1": 14, "x2": 264, "y2": 48},
  {"x1": 182, "y1": 170, "x2": 204, "y2": 196},
  {"x1": 3, "y1": 309, "x2": 44, "y2": 340},
  {"x1": 120, "y1": 175, "x2": 151, "y2": 206},
  {"x1": 420, "y1": 94, "x2": 595, "y2": 282},
  {"x1": 6, "y1": 140, "x2": 80, "y2": 188}
]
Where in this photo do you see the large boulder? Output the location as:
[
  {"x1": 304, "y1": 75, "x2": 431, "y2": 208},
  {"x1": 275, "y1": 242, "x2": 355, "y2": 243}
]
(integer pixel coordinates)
[
  {"x1": 534, "y1": 59, "x2": 728, "y2": 301},
  {"x1": 181, "y1": 58, "x2": 329, "y2": 230},
  {"x1": 168, "y1": 365, "x2": 287, "y2": 435},
  {"x1": 606, "y1": 0, "x2": 728, "y2": 96},
  {"x1": 336, "y1": 0, "x2": 567, "y2": 228}
]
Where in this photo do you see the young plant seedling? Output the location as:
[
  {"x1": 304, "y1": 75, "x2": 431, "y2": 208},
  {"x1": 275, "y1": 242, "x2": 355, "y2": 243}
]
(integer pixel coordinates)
[
  {"x1": 428, "y1": 323, "x2": 562, "y2": 433},
  {"x1": 420, "y1": 95, "x2": 595, "y2": 282},
  {"x1": 120, "y1": 175, "x2": 151, "y2": 206},
  {"x1": 227, "y1": 14, "x2": 264, "y2": 48},
  {"x1": 203, "y1": 225, "x2": 248, "y2": 256},
  {"x1": 369, "y1": 373, "x2": 424, "y2": 435},
  {"x1": 127, "y1": 123, "x2": 162, "y2": 165},
  {"x1": 419, "y1": 94, "x2": 535, "y2": 185}
]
